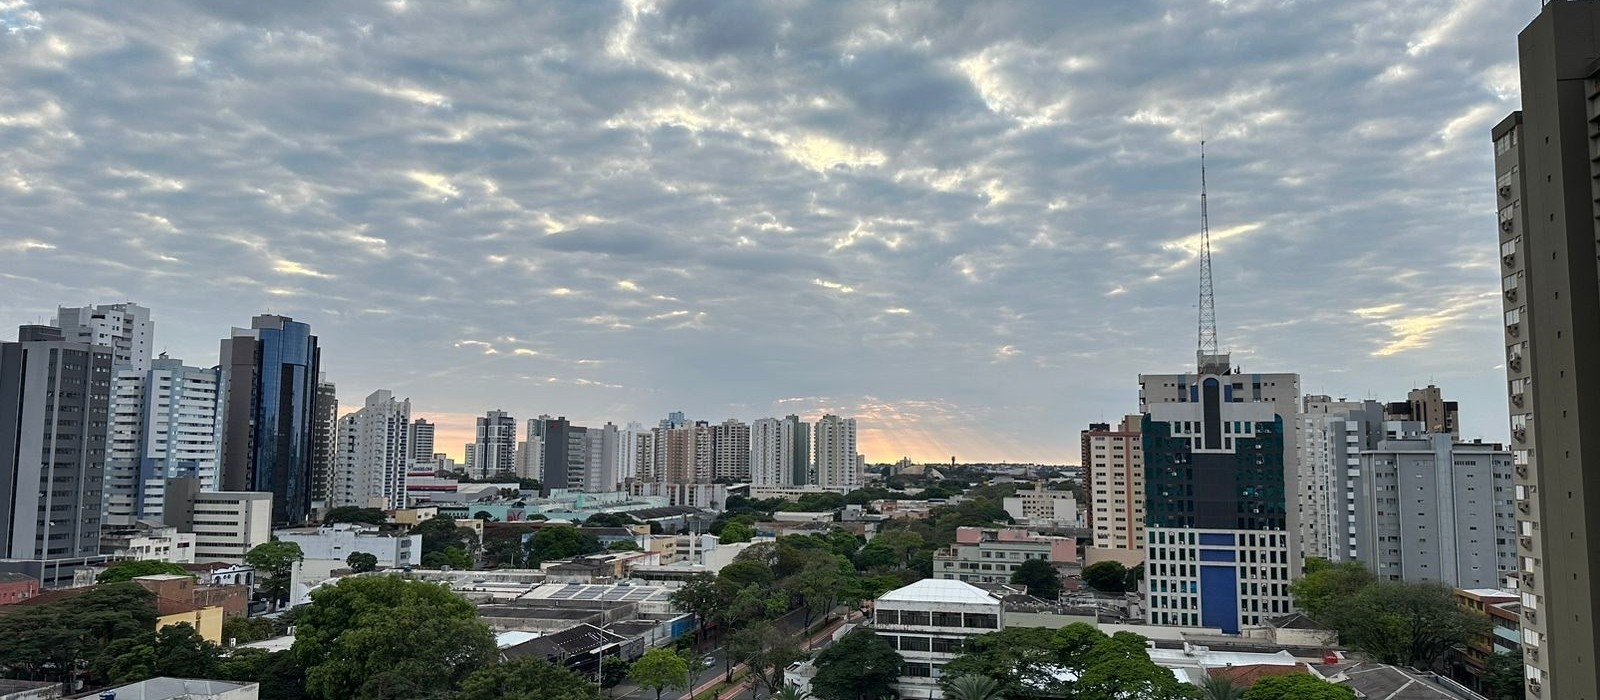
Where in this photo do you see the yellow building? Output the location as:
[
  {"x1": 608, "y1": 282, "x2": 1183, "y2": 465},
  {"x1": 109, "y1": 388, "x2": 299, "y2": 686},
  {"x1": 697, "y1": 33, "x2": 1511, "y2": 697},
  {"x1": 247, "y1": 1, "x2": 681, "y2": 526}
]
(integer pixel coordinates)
[{"x1": 156, "y1": 603, "x2": 224, "y2": 644}]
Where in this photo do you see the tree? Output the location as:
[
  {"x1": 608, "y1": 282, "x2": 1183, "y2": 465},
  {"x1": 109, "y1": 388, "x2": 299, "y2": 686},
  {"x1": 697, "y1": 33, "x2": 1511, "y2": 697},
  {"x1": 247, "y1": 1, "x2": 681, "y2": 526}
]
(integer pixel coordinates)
[
  {"x1": 1240, "y1": 674, "x2": 1354, "y2": 700},
  {"x1": 945, "y1": 675, "x2": 1004, "y2": 700},
  {"x1": 720, "y1": 521, "x2": 755, "y2": 544},
  {"x1": 1124, "y1": 563, "x2": 1145, "y2": 593},
  {"x1": 217, "y1": 648, "x2": 310, "y2": 700},
  {"x1": 246, "y1": 541, "x2": 305, "y2": 606},
  {"x1": 669, "y1": 574, "x2": 720, "y2": 644},
  {"x1": 456, "y1": 658, "x2": 602, "y2": 700},
  {"x1": 1071, "y1": 632, "x2": 1198, "y2": 700},
  {"x1": 95, "y1": 623, "x2": 221, "y2": 685},
  {"x1": 1483, "y1": 649, "x2": 1525, "y2": 699},
  {"x1": 810, "y1": 630, "x2": 902, "y2": 700},
  {"x1": 628, "y1": 647, "x2": 690, "y2": 700},
  {"x1": 608, "y1": 539, "x2": 642, "y2": 552},
  {"x1": 422, "y1": 546, "x2": 473, "y2": 570},
  {"x1": 1011, "y1": 558, "x2": 1062, "y2": 600},
  {"x1": 1198, "y1": 675, "x2": 1245, "y2": 700},
  {"x1": 97, "y1": 559, "x2": 192, "y2": 583},
  {"x1": 1290, "y1": 560, "x2": 1376, "y2": 623},
  {"x1": 583, "y1": 512, "x2": 637, "y2": 528},
  {"x1": 1339, "y1": 581, "x2": 1488, "y2": 667},
  {"x1": 0, "y1": 582, "x2": 157, "y2": 683},
  {"x1": 473, "y1": 510, "x2": 496, "y2": 521},
  {"x1": 730, "y1": 622, "x2": 807, "y2": 698},
  {"x1": 1081, "y1": 560, "x2": 1128, "y2": 593},
  {"x1": 412, "y1": 514, "x2": 479, "y2": 560},
  {"x1": 600, "y1": 655, "x2": 630, "y2": 690},
  {"x1": 772, "y1": 688, "x2": 811, "y2": 700},
  {"x1": 527, "y1": 525, "x2": 603, "y2": 565},
  {"x1": 321, "y1": 507, "x2": 386, "y2": 526},
  {"x1": 941, "y1": 626, "x2": 1064, "y2": 699},
  {"x1": 223, "y1": 616, "x2": 277, "y2": 645},
  {"x1": 292, "y1": 576, "x2": 497, "y2": 699},
  {"x1": 344, "y1": 552, "x2": 379, "y2": 573}
]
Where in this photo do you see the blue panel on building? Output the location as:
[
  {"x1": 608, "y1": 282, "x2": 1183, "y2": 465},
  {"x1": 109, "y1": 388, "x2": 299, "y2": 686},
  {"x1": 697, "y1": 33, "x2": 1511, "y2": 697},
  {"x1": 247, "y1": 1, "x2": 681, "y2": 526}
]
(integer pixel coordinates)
[
  {"x1": 1199, "y1": 533, "x2": 1234, "y2": 546},
  {"x1": 1200, "y1": 565, "x2": 1240, "y2": 634},
  {"x1": 1199, "y1": 549, "x2": 1235, "y2": 562}
]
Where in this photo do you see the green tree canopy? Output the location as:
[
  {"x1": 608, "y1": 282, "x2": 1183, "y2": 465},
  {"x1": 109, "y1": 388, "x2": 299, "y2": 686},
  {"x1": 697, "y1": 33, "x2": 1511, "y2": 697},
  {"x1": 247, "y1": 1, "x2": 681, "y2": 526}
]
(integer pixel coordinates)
[
  {"x1": 730, "y1": 621, "x2": 807, "y2": 698},
  {"x1": 1290, "y1": 559, "x2": 1376, "y2": 623},
  {"x1": 608, "y1": 539, "x2": 642, "y2": 552},
  {"x1": 292, "y1": 576, "x2": 497, "y2": 699},
  {"x1": 1341, "y1": 581, "x2": 1490, "y2": 667},
  {"x1": 216, "y1": 648, "x2": 310, "y2": 700},
  {"x1": 1239, "y1": 674, "x2": 1355, "y2": 700},
  {"x1": 582, "y1": 512, "x2": 637, "y2": 528},
  {"x1": 0, "y1": 582, "x2": 157, "y2": 683},
  {"x1": 457, "y1": 658, "x2": 602, "y2": 700},
  {"x1": 669, "y1": 573, "x2": 720, "y2": 644},
  {"x1": 345, "y1": 552, "x2": 379, "y2": 573},
  {"x1": 412, "y1": 515, "x2": 478, "y2": 558},
  {"x1": 1483, "y1": 649, "x2": 1525, "y2": 700},
  {"x1": 1081, "y1": 560, "x2": 1128, "y2": 593},
  {"x1": 223, "y1": 616, "x2": 276, "y2": 645},
  {"x1": 246, "y1": 540, "x2": 305, "y2": 606},
  {"x1": 321, "y1": 507, "x2": 386, "y2": 526},
  {"x1": 628, "y1": 647, "x2": 690, "y2": 700},
  {"x1": 945, "y1": 675, "x2": 1004, "y2": 700},
  {"x1": 1011, "y1": 558, "x2": 1063, "y2": 600},
  {"x1": 940, "y1": 626, "x2": 1065, "y2": 699},
  {"x1": 527, "y1": 525, "x2": 603, "y2": 565},
  {"x1": 95, "y1": 622, "x2": 221, "y2": 686},
  {"x1": 720, "y1": 521, "x2": 755, "y2": 543},
  {"x1": 96, "y1": 559, "x2": 192, "y2": 583},
  {"x1": 810, "y1": 630, "x2": 902, "y2": 700}
]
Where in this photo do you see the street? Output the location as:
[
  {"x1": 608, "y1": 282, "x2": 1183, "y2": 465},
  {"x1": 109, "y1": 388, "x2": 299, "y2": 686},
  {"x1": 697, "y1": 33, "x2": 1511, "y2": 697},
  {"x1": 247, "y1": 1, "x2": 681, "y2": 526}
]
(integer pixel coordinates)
[{"x1": 608, "y1": 608, "x2": 864, "y2": 700}]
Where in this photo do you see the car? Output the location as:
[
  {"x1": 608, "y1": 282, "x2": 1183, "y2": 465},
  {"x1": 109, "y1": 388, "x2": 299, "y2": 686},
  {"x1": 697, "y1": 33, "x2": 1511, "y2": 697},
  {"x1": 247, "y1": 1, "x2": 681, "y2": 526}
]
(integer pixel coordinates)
[{"x1": 703, "y1": 655, "x2": 716, "y2": 666}]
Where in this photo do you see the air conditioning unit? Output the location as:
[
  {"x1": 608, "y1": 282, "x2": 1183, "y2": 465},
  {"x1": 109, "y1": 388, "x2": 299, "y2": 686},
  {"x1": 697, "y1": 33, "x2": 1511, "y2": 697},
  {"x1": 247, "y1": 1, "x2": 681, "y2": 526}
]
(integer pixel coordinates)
[
  {"x1": 1512, "y1": 393, "x2": 1526, "y2": 407},
  {"x1": 1519, "y1": 499, "x2": 1530, "y2": 513},
  {"x1": 1523, "y1": 570, "x2": 1536, "y2": 586},
  {"x1": 1500, "y1": 185, "x2": 1513, "y2": 198},
  {"x1": 1517, "y1": 464, "x2": 1529, "y2": 479},
  {"x1": 1504, "y1": 254, "x2": 1516, "y2": 267},
  {"x1": 1509, "y1": 322, "x2": 1521, "y2": 337},
  {"x1": 1506, "y1": 288, "x2": 1519, "y2": 302},
  {"x1": 1502, "y1": 219, "x2": 1515, "y2": 233},
  {"x1": 1525, "y1": 607, "x2": 1537, "y2": 623},
  {"x1": 1514, "y1": 428, "x2": 1528, "y2": 442},
  {"x1": 1521, "y1": 535, "x2": 1534, "y2": 550},
  {"x1": 1510, "y1": 358, "x2": 1523, "y2": 372}
]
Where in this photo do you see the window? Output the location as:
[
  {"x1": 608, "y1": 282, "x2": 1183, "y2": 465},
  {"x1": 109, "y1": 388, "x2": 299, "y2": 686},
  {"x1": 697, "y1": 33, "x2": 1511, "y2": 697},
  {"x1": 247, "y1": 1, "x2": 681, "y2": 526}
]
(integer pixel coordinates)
[{"x1": 963, "y1": 613, "x2": 998, "y2": 629}]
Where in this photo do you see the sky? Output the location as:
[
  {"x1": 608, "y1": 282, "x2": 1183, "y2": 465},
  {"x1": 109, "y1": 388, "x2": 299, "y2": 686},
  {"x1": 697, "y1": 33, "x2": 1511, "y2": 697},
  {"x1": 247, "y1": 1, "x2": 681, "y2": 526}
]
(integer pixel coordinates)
[{"x1": 0, "y1": 0, "x2": 1526, "y2": 464}]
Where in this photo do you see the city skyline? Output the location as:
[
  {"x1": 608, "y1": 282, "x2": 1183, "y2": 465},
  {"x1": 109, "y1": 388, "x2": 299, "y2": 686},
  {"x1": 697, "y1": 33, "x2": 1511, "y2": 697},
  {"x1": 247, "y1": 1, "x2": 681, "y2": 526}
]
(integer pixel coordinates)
[{"x1": 0, "y1": 1, "x2": 1526, "y2": 463}]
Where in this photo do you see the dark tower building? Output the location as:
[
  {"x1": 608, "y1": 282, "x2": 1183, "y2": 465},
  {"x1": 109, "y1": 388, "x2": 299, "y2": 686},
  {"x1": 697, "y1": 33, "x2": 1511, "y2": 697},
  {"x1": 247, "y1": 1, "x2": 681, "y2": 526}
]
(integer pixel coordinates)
[{"x1": 218, "y1": 315, "x2": 321, "y2": 525}]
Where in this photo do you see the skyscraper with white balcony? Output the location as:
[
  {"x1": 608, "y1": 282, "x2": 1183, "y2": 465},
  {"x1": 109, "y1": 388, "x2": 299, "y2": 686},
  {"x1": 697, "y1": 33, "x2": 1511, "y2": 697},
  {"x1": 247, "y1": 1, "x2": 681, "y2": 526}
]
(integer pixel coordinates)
[
  {"x1": 751, "y1": 418, "x2": 785, "y2": 486},
  {"x1": 712, "y1": 419, "x2": 750, "y2": 482},
  {"x1": 814, "y1": 414, "x2": 858, "y2": 490},
  {"x1": 331, "y1": 390, "x2": 412, "y2": 510},
  {"x1": 104, "y1": 355, "x2": 220, "y2": 526},
  {"x1": 54, "y1": 302, "x2": 153, "y2": 371}
]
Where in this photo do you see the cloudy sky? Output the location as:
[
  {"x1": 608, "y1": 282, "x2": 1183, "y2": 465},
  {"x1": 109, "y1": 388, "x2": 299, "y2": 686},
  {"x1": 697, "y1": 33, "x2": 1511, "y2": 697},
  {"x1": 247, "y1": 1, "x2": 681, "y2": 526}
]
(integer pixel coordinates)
[{"x1": 1, "y1": 0, "x2": 1524, "y2": 463}]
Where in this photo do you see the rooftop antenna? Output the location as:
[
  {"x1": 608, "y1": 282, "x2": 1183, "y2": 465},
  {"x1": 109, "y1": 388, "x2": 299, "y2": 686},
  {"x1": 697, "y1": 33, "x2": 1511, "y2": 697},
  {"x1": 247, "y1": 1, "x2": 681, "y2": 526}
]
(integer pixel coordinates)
[{"x1": 1196, "y1": 140, "x2": 1222, "y2": 374}]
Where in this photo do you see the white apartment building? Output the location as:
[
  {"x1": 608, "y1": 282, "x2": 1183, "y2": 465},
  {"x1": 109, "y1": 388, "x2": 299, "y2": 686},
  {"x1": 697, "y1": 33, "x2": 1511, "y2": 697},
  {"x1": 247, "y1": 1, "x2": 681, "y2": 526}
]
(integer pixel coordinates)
[
  {"x1": 331, "y1": 390, "x2": 412, "y2": 510},
  {"x1": 468, "y1": 410, "x2": 518, "y2": 479},
  {"x1": 584, "y1": 423, "x2": 621, "y2": 492},
  {"x1": 516, "y1": 437, "x2": 544, "y2": 481},
  {"x1": 814, "y1": 414, "x2": 859, "y2": 491},
  {"x1": 164, "y1": 481, "x2": 272, "y2": 565},
  {"x1": 54, "y1": 302, "x2": 154, "y2": 371},
  {"x1": 751, "y1": 418, "x2": 785, "y2": 486},
  {"x1": 618, "y1": 423, "x2": 644, "y2": 483},
  {"x1": 1299, "y1": 397, "x2": 1382, "y2": 562},
  {"x1": 933, "y1": 528, "x2": 1075, "y2": 587},
  {"x1": 1082, "y1": 416, "x2": 1143, "y2": 564},
  {"x1": 100, "y1": 524, "x2": 197, "y2": 563},
  {"x1": 409, "y1": 418, "x2": 436, "y2": 462},
  {"x1": 105, "y1": 356, "x2": 220, "y2": 526},
  {"x1": 273, "y1": 523, "x2": 421, "y2": 567},
  {"x1": 1002, "y1": 482, "x2": 1081, "y2": 528},
  {"x1": 874, "y1": 579, "x2": 1002, "y2": 695}
]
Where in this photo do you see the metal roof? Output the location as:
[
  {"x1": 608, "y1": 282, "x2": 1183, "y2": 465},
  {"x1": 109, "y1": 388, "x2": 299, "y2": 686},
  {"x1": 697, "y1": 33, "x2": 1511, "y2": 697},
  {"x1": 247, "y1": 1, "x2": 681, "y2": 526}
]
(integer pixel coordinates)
[{"x1": 877, "y1": 578, "x2": 999, "y2": 606}]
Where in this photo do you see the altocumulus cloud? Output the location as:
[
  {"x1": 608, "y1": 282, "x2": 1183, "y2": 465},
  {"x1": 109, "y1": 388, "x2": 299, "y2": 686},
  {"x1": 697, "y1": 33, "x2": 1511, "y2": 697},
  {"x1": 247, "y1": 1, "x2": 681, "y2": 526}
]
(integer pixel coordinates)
[{"x1": 0, "y1": 0, "x2": 1522, "y2": 460}]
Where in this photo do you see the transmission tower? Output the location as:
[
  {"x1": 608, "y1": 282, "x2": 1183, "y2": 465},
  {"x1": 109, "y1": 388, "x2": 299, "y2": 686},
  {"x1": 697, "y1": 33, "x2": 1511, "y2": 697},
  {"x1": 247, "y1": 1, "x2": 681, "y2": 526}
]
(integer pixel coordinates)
[{"x1": 1196, "y1": 141, "x2": 1219, "y2": 373}]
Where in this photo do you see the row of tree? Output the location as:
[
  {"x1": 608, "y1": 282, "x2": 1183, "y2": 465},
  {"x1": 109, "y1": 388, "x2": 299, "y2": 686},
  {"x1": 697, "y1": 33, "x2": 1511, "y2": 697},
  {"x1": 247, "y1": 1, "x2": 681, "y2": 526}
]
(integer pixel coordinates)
[{"x1": 1290, "y1": 558, "x2": 1490, "y2": 669}]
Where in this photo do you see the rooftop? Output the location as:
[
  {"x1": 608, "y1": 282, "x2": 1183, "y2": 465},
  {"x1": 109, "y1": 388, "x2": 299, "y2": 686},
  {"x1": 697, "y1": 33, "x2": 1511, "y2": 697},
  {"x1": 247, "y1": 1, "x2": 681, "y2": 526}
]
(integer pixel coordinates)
[
  {"x1": 878, "y1": 578, "x2": 999, "y2": 606},
  {"x1": 502, "y1": 623, "x2": 625, "y2": 661},
  {"x1": 1324, "y1": 662, "x2": 1487, "y2": 700},
  {"x1": 96, "y1": 677, "x2": 253, "y2": 700}
]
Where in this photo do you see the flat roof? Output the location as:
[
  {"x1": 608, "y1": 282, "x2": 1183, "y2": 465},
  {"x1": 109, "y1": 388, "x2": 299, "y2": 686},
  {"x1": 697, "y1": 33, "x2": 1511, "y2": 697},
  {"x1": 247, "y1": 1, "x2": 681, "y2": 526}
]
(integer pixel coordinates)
[{"x1": 878, "y1": 578, "x2": 999, "y2": 606}]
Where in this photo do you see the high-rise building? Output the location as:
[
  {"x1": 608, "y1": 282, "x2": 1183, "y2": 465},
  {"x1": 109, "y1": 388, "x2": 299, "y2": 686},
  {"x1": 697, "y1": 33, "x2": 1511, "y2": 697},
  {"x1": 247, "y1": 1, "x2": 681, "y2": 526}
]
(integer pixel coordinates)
[
  {"x1": 536, "y1": 416, "x2": 588, "y2": 494},
  {"x1": 516, "y1": 437, "x2": 544, "y2": 481},
  {"x1": 1383, "y1": 385, "x2": 1460, "y2": 440},
  {"x1": 619, "y1": 422, "x2": 644, "y2": 484},
  {"x1": 1493, "y1": 7, "x2": 1600, "y2": 693},
  {"x1": 1299, "y1": 397, "x2": 1392, "y2": 562},
  {"x1": 712, "y1": 419, "x2": 751, "y2": 482},
  {"x1": 409, "y1": 419, "x2": 436, "y2": 463},
  {"x1": 1082, "y1": 416, "x2": 1144, "y2": 565},
  {"x1": 646, "y1": 424, "x2": 696, "y2": 485},
  {"x1": 0, "y1": 326, "x2": 112, "y2": 565},
  {"x1": 782, "y1": 415, "x2": 811, "y2": 485},
  {"x1": 163, "y1": 478, "x2": 271, "y2": 565},
  {"x1": 692, "y1": 421, "x2": 714, "y2": 483},
  {"x1": 53, "y1": 302, "x2": 153, "y2": 371},
  {"x1": 583, "y1": 423, "x2": 620, "y2": 491},
  {"x1": 751, "y1": 418, "x2": 785, "y2": 486},
  {"x1": 814, "y1": 414, "x2": 859, "y2": 490},
  {"x1": 660, "y1": 411, "x2": 687, "y2": 430},
  {"x1": 310, "y1": 378, "x2": 338, "y2": 510},
  {"x1": 1139, "y1": 360, "x2": 1301, "y2": 633},
  {"x1": 104, "y1": 355, "x2": 220, "y2": 526},
  {"x1": 1353, "y1": 435, "x2": 1516, "y2": 589},
  {"x1": 331, "y1": 390, "x2": 412, "y2": 510},
  {"x1": 468, "y1": 410, "x2": 517, "y2": 479},
  {"x1": 218, "y1": 315, "x2": 321, "y2": 525}
]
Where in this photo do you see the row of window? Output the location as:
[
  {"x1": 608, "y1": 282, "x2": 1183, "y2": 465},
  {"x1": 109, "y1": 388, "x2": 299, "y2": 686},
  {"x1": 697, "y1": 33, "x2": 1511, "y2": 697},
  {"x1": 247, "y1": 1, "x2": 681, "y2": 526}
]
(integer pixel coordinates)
[{"x1": 876, "y1": 609, "x2": 998, "y2": 629}]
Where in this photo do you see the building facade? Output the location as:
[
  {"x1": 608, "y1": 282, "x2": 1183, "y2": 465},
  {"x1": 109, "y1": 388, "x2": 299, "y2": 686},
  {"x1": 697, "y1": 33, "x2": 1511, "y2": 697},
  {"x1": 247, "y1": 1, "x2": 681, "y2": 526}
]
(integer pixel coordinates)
[
  {"x1": 310, "y1": 379, "x2": 337, "y2": 511},
  {"x1": 932, "y1": 527, "x2": 1075, "y2": 587},
  {"x1": 331, "y1": 390, "x2": 412, "y2": 510},
  {"x1": 409, "y1": 418, "x2": 436, "y2": 463},
  {"x1": 1492, "y1": 6, "x2": 1600, "y2": 695},
  {"x1": 1384, "y1": 385, "x2": 1461, "y2": 440},
  {"x1": 163, "y1": 479, "x2": 272, "y2": 565},
  {"x1": 814, "y1": 414, "x2": 858, "y2": 491},
  {"x1": 273, "y1": 524, "x2": 421, "y2": 567},
  {"x1": 105, "y1": 356, "x2": 220, "y2": 526},
  {"x1": 750, "y1": 418, "x2": 785, "y2": 486},
  {"x1": 1082, "y1": 416, "x2": 1144, "y2": 563},
  {"x1": 711, "y1": 419, "x2": 750, "y2": 482},
  {"x1": 873, "y1": 579, "x2": 1002, "y2": 696},
  {"x1": 1354, "y1": 436, "x2": 1516, "y2": 589},
  {"x1": 0, "y1": 325, "x2": 112, "y2": 561},
  {"x1": 53, "y1": 302, "x2": 153, "y2": 371},
  {"x1": 782, "y1": 415, "x2": 811, "y2": 486},
  {"x1": 469, "y1": 410, "x2": 518, "y2": 479},
  {"x1": 1140, "y1": 361, "x2": 1299, "y2": 634},
  {"x1": 217, "y1": 315, "x2": 321, "y2": 524},
  {"x1": 1002, "y1": 482, "x2": 1081, "y2": 528}
]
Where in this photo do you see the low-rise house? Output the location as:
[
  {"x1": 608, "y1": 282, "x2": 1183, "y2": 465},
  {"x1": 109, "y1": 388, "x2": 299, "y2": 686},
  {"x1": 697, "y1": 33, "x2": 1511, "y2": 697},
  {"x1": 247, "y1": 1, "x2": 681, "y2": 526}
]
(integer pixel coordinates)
[{"x1": 100, "y1": 521, "x2": 197, "y2": 563}]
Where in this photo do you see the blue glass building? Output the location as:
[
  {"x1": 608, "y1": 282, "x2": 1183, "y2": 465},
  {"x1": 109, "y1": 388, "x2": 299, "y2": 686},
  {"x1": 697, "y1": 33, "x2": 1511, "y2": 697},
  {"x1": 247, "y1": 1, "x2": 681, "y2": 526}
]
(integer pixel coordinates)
[{"x1": 219, "y1": 315, "x2": 320, "y2": 524}]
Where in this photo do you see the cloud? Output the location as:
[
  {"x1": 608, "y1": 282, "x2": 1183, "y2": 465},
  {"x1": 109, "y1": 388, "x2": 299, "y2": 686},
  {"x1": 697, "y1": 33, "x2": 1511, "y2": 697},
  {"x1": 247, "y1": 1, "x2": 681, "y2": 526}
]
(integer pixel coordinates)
[{"x1": 0, "y1": 0, "x2": 1526, "y2": 460}]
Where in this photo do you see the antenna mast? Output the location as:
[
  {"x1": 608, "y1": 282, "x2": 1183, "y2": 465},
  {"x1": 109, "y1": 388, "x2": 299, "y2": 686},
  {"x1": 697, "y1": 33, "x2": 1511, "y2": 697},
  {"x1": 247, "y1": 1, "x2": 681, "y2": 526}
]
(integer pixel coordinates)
[{"x1": 1196, "y1": 141, "x2": 1220, "y2": 374}]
